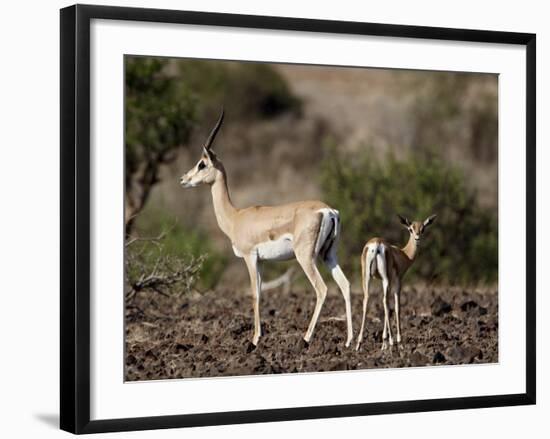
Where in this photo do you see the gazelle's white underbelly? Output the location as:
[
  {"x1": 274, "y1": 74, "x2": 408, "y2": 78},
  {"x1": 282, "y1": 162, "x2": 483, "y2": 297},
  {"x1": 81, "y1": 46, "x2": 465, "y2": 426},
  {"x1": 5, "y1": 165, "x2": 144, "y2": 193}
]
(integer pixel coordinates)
[{"x1": 255, "y1": 233, "x2": 295, "y2": 261}]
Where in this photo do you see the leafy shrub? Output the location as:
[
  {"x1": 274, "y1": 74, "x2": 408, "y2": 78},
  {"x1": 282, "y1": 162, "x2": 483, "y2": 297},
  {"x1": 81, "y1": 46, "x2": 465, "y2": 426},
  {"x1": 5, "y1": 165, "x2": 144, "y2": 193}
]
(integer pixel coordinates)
[
  {"x1": 177, "y1": 60, "x2": 301, "y2": 119},
  {"x1": 320, "y1": 145, "x2": 498, "y2": 284},
  {"x1": 125, "y1": 239, "x2": 204, "y2": 303},
  {"x1": 132, "y1": 209, "x2": 227, "y2": 290},
  {"x1": 125, "y1": 57, "x2": 198, "y2": 231}
]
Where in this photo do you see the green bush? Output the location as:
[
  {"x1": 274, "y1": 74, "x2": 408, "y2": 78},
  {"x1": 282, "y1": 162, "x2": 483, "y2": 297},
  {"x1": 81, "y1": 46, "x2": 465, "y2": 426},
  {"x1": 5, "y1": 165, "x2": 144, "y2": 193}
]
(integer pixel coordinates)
[
  {"x1": 132, "y1": 209, "x2": 227, "y2": 290},
  {"x1": 125, "y1": 241, "x2": 204, "y2": 302},
  {"x1": 177, "y1": 60, "x2": 301, "y2": 119},
  {"x1": 126, "y1": 57, "x2": 198, "y2": 179},
  {"x1": 125, "y1": 57, "x2": 198, "y2": 232},
  {"x1": 320, "y1": 145, "x2": 498, "y2": 284}
]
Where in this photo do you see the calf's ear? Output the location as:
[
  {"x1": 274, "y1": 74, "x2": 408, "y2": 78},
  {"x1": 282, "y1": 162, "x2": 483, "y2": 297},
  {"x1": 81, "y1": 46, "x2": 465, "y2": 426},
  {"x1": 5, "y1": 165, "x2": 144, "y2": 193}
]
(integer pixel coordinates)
[
  {"x1": 397, "y1": 214, "x2": 411, "y2": 227},
  {"x1": 423, "y1": 214, "x2": 437, "y2": 227}
]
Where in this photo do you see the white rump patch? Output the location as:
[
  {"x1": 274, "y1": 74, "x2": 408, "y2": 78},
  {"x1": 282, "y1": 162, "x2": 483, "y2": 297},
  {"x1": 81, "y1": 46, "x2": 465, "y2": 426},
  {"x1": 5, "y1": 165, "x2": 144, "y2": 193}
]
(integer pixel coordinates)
[
  {"x1": 314, "y1": 208, "x2": 339, "y2": 258},
  {"x1": 256, "y1": 233, "x2": 295, "y2": 261},
  {"x1": 366, "y1": 243, "x2": 381, "y2": 277}
]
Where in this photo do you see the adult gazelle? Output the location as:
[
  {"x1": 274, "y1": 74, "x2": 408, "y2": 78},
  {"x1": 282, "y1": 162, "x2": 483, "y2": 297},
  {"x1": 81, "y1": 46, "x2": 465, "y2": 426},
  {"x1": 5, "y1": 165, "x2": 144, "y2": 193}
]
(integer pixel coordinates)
[{"x1": 180, "y1": 110, "x2": 353, "y2": 348}]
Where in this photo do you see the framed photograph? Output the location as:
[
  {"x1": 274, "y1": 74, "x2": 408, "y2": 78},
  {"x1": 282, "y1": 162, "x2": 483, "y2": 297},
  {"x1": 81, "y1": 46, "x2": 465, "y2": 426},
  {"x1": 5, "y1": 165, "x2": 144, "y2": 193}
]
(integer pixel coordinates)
[{"x1": 60, "y1": 4, "x2": 536, "y2": 434}]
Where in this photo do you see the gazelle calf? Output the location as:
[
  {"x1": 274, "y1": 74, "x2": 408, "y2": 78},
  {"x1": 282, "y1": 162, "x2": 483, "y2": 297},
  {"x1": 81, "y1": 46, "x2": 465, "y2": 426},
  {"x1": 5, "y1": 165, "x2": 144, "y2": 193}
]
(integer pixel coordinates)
[
  {"x1": 356, "y1": 214, "x2": 436, "y2": 351},
  {"x1": 179, "y1": 110, "x2": 353, "y2": 348}
]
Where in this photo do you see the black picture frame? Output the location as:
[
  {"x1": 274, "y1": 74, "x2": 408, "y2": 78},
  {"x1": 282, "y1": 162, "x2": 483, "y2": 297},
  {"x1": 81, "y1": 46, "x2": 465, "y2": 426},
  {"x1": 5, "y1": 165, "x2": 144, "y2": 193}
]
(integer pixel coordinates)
[{"x1": 60, "y1": 4, "x2": 536, "y2": 434}]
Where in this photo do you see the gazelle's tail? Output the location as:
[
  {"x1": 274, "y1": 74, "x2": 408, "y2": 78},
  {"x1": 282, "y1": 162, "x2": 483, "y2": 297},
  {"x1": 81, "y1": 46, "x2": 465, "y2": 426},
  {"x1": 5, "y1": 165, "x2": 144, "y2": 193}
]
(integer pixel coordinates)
[
  {"x1": 315, "y1": 208, "x2": 340, "y2": 260},
  {"x1": 364, "y1": 241, "x2": 385, "y2": 280}
]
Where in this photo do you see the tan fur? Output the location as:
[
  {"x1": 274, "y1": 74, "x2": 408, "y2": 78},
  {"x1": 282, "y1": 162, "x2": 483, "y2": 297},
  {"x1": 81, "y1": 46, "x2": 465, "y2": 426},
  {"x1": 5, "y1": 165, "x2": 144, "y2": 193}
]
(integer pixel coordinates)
[
  {"x1": 356, "y1": 215, "x2": 436, "y2": 351},
  {"x1": 180, "y1": 111, "x2": 353, "y2": 347}
]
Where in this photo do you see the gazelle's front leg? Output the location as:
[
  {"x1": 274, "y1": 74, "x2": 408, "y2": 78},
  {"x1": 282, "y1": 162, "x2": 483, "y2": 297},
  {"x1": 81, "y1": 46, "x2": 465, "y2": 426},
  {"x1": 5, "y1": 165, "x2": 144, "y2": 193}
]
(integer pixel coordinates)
[
  {"x1": 295, "y1": 251, "x2": 328, "y2": 344},
  {"x1": 393, "y1": 278, "x2": 402, "y2": 345},
  {"x1": 244, "y1": 253, "x2": 262, "y2": 346}
]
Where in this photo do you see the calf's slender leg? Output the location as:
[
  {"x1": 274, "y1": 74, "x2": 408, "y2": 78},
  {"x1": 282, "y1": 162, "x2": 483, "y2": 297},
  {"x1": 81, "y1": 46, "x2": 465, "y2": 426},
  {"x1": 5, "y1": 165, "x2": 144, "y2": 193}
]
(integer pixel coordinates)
[{"x1": 356, "y1": 250, "x2": 373, "y2": 350}]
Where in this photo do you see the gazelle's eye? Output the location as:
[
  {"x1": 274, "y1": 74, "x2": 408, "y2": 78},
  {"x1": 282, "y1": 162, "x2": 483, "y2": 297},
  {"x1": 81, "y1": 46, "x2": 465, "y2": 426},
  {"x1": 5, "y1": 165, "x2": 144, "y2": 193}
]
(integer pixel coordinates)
[{"x1": 198, "y1": 161, "x2": 206, "y2": 171}]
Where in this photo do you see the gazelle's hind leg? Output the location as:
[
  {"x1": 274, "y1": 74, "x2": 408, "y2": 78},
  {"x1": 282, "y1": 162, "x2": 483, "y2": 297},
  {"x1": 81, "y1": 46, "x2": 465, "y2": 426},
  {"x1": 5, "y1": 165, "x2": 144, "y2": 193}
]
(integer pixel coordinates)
[
  {"x1": 377, "y1": 249, "x2": 393, "y2": 350},
  {"x1": 324, "y1": 249, "x2": 353, "y2": 347},
  {"x1": 356, "y1": 245, "x2": 375, "y2": 350},
  {"x1": 393, "y1": 278, "x2": 402, "y2": 345}
]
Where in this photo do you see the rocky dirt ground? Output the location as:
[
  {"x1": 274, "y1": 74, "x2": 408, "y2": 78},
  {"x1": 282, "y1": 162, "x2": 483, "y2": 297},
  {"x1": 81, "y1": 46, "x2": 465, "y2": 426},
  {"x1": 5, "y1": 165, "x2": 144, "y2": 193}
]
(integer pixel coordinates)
[{"x1": 125, "y1": 285, "x2": 497, "y2": 381}]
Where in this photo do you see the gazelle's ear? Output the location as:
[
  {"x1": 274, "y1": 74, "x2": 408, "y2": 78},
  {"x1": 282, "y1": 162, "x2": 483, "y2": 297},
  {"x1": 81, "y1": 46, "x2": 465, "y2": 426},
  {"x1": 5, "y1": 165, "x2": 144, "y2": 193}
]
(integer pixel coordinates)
[
  {"x1": 424, "y1": 214, "x2": 437, "y2": 227},
  {"x1": 397, "y1": 214, "x2": 411, "y2": 227}
]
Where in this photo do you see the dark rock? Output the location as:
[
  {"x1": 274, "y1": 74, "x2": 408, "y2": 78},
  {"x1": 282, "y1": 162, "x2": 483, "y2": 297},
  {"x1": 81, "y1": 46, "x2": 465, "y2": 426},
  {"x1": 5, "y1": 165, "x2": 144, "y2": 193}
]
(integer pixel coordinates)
[
  {"x1": 331, "y1": 335, "x2": 343, "y2": 344},
  {"x1": 431, "y1": 297, "x2": 452, "y2": 316},
  {"x1": 433, "y1": 351, "x2": 446, "y2": 363},
  {"x1": 409, "y1": 351, "x2": 429, "y2": 366},
  {"x1": 420, "y1": 317, "x2": 431, "y2": 326},
  {"x1": 201, "y1": 334, "x2": 209, "y2": 344},
  {"x1": 329, "y1": 361, "x2": 348, "y2": 371},
  {"x1": 461, "y1": 300, "x2": 475, "y2": 311},
  {"x1": 245, "y1": 341, "x2": 257, "y2": 354},
  {"x1": 462, "y1": 346, "x2": 482, "y2": 363},
  {"x1": 460, "y1": 300, "x2": 488, "y2": 316},
  {"x1": 144, "y1": 349, "x2": 158, "y2": 359},
  {"x1": 295, "y1": 338, "x2": 310, "y2": 353},
  {"x1": 175, "y1": 343, "x2": 193, "y2": 352},
  {"x1": 231, "y1": 322, "x2": 253, "y2": 337},
  {"x1": 269, "y1": 309, "x2": 276, "y2": 316},
  {"x1": 253, "y1": 355, "x2": 268, "y2": 372},
  {"x1": 447, "y1": 345, "x2": 482, "y2": 363}
]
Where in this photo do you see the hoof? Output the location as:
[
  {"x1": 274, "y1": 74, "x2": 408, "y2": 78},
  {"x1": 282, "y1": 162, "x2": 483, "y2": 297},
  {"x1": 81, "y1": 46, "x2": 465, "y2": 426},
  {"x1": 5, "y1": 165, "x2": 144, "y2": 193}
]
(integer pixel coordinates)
[
  {"x1": 297, "y1": 338, "x2": 310, "y2": 351},
  {"x1": 246, "y1": 341, "x2": 257, "y2": 353}
]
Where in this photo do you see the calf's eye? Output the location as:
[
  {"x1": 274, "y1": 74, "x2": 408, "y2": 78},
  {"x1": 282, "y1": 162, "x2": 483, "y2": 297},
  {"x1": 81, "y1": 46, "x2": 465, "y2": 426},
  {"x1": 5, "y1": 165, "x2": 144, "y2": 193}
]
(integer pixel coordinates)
[{"x1": 198, "y1": 161, "x2": 206, "y2": 171}]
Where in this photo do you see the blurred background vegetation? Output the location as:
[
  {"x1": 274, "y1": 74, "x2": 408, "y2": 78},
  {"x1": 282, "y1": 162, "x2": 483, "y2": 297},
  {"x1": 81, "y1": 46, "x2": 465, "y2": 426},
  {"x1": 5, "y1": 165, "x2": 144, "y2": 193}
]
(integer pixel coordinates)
[
  {"x1": 320, "y1": 146, "x2": 497, "y2": 283},
  {"x1": 125, "y1": 55, "x2": 498, "y2": 296}
]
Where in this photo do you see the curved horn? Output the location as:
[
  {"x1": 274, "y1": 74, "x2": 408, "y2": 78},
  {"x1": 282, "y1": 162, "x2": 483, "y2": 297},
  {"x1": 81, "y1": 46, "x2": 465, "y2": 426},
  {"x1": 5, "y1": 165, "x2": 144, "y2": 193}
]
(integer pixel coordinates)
[{"x1": 203, "y1": 108, "x2": 224, "y2": 151}]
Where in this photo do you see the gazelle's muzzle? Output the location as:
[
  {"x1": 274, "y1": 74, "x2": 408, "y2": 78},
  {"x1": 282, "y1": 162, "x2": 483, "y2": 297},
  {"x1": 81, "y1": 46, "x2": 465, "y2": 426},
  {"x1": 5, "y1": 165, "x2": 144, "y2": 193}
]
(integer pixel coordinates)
[{"x1": 180, "y1": 175, "x2": 196, "y2": 188}]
